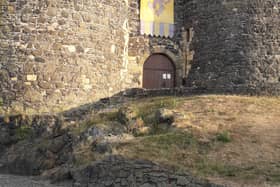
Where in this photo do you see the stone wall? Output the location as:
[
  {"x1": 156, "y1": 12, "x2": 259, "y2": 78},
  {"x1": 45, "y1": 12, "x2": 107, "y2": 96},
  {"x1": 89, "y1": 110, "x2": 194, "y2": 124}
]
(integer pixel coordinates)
[
  {"x1": 0, "y1": 0, "x2": 190, "y2": 114},
  {"x1": 127, "y1": 0, "x2": 187, "y2": 87},
  {"x1": 2, "y1": 0, "x2": 280, "y2": 114},
  {"x1": 185, "y1": 0, "x2": 280, "y2": 94},
  {"x1": 72, "y1": 156, "x2": 223, "y2": 187},
  {"x1": 0, "y1": 0, "x2": 135, "y2": 114}
]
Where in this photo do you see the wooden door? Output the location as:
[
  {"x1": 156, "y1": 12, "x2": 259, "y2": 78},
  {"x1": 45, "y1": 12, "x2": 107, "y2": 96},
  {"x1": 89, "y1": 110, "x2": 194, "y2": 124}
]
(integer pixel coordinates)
[{"x1": 143, "y1": 54, "x2": 175, "y2": 89}]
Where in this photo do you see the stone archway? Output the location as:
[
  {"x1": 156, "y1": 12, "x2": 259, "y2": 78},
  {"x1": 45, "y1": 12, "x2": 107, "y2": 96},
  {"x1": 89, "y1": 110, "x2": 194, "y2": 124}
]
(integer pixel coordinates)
[{"x1": 143, "y1": 54, "x2": 176, "y2": 89}]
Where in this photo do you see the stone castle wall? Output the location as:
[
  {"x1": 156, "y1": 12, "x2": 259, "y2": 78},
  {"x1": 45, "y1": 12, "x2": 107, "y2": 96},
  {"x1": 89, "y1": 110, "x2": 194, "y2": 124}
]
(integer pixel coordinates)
[
  {"x1": 0, "y1": 0, "x2": 136, "y2": 114},
  {"x1": 1, "y1": 0, "x2": 280, "y2": 114},
  {"x1": 127, "y1": 0, "x2": 188, "y2": 87},
  {"x1": 185, "y1": 0, "x2": 280, "y2": 94},
  {"x1": 0, "y1": 0, "x2": 190, "y2": 114}
]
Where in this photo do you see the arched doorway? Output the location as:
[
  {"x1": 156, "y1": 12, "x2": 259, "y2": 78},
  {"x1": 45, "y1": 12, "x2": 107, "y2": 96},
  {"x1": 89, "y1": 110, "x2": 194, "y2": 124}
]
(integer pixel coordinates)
[{"x1": 143, "y1": 54, "x2": 175, "y2": 89}]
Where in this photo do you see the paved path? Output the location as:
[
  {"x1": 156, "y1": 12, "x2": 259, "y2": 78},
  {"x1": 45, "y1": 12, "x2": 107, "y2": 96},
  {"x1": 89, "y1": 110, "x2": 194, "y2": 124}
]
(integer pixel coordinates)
[{"x1": 0, "y1": 175, "x2": 66, "y2": 187}]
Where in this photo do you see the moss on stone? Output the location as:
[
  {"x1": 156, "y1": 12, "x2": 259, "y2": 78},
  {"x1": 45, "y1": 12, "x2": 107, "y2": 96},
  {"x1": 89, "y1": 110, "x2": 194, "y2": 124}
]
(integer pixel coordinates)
[{"x1": 15, "y1": 125, "x2": 33, "y2": 140}]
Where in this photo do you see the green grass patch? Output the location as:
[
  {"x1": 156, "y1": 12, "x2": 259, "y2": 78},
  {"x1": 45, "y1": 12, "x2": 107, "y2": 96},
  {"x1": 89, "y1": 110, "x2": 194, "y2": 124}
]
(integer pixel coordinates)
[
  {"x1": 70, "y1": 110, "x2": 119, "y2": 135},
  {"x1": 269, "y1": 173, "x2": 280, "y2": 183},
  {"x1": 141, "y1": 132, "x2": 197, "y2": 149},
  {"x1": 0, "y1": 97, "x2": 3, "y2": 114},
  {"x1": 0, "y1": 97, "x2": 3, "y2": 106},
  {"x1": 130, "y1": 97, "x2": 183, "y2": 124},
  {"x1": 15, "y1": 125, "x2": 33, "y2": 140},
  {"x1": 99, "y1": 111, "x2": 119, "y2": 121},
  {"x1": 216, "y1": 131, "x2": 231, "y2": 143},
  {"x1": 116, "y1": 132, "x2": 206, "y2": 169},
  {"x1": 196, "y1": 159, "x2": 240, "y2": 177}
]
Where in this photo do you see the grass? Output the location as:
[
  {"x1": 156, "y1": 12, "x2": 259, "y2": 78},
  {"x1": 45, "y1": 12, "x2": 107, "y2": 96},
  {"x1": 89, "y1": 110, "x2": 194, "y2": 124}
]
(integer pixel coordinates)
[
  {"x1": 110, "y1": 95, "x2": 280, "y2": 186},
  {"x1": 195, "y1": 158, "x2": 243, "y2": 177},
  {"x1": 116, "y1": 130, "x2": 279, "y2": 185},
  {"x1": 129, "y1": 97, "x2": 183, "y2": 124},
  {"x1": 13, "y1": 94, "x2": 274, "y2": 186},
  {"x1": 216, "y1": 131, "x2": 231, "y2": 143},
  {"x1": 70, "y1": 110, "x2": 119, "y2": 135},
  {"x1": 0, "y1": 97, "x2": 4, "y2": 114},
  {"x1": 1, "y1": 94, "x2": 278, "y2": 186},
  {"x1": 269, "y1": 174, "x2": 280, "y2": 183},
  {"x1": 15, "y1": 125, "x2": 33, "y2": 140},
  {"x1": 0, "y1": 94, "x2": 275, "y2": 186},
  {"x1": 72, "y1": 143, "x2": 97, "y2": 167},
  {"x1": 115, "y1": 131, "x2": 211, "y2": 173}
]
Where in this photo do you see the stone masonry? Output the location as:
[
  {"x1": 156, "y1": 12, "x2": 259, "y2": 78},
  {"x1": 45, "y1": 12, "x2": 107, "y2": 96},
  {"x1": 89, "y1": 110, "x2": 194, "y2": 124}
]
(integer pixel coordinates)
[
  {"x1": 72, "y1": 156, "x2": 223, "y2": 187},
  {"x1": 1, "y1": 0, "x2": 280, "y2": 114},
  {"x1": 185, "y1": 0, "x2": 280, "y2": 94},
  {"x1": 0, "y1": 0, "x2": 135, "y2": 114}
]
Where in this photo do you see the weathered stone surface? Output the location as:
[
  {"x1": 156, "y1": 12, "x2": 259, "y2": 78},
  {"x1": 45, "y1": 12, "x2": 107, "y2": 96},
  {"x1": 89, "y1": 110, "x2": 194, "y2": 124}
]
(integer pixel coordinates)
[
  {"x1": 0, "y1": 114, "x2": 73, "y2": 175},
  {"x1": 117, "y1": 106, "x2": 138, "y2": 125},
  {"x1": 1, "y1": 0, "x2": 280, "y2": 114},
  {"x1": 0, "y1": 174, "x2": 67, "y2": 187},
  {"x1": 155, "y1": 108, "x2": 175, "y2": 124},
  {"x1": 0, "y1": 0, "x2": 136, "y2": 114},
  {"x1": 0, "y1": 111, "x2": 225, "y2": 187},
  {"x1": 71, "y1": 156, "x2": 224, "y2": 187},
  {"x1": 185, "y1": 0, "x2": 280, "y2": 95}
]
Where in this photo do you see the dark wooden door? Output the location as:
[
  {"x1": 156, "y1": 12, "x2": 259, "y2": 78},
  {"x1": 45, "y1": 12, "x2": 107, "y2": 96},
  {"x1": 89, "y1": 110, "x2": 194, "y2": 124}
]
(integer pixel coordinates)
[{"x1": 143, "y1": 54, "x2": 175, "y2": 89}]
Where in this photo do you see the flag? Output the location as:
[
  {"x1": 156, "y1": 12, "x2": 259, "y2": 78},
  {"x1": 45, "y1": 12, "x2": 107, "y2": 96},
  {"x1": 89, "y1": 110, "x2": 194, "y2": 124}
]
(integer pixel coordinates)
[{"x1": 140, "y1": 0, "x2": 174, "y2": 38}]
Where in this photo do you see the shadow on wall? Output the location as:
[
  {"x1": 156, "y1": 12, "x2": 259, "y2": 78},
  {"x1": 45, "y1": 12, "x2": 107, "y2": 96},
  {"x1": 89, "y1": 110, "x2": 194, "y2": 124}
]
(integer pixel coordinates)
[
  {"x1": 0, "y1": 87, "x2": 229, "y2": 181},
  {"x1": 0, "y1": 86, "x2": 214, "y2": 127},
  {"x1": 58, "y1": 85, "x2": 266, "y2": 122}
]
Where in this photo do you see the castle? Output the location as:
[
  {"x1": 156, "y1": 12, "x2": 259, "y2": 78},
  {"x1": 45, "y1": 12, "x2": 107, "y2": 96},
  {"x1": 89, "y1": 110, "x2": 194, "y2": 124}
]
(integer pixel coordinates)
[{"x1": 0, "y1": 0, "x2": 279, "y2": 113}]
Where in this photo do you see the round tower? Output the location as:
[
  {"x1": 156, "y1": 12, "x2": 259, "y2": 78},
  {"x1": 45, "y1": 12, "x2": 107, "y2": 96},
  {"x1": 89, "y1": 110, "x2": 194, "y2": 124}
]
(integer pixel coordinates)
[
  {"x1": 186, "y1": 0, "x2": 280, "y2": 94},
  {"x1": 0, "y1": 0, "x2": 131, "y2": 114}
]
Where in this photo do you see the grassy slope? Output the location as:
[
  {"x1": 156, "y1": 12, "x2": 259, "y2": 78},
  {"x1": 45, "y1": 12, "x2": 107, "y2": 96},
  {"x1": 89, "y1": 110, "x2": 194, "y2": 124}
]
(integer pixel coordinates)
[
  {"x1": 2, "y1": 95, "x2": 278, "y2": 186},
  {"x1": 113, "y1": 95, "x2": 280, "y2": 187}
]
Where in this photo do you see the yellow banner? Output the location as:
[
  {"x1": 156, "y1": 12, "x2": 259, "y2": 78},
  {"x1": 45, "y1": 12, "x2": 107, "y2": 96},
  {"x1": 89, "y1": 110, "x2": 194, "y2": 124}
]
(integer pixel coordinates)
[{"x1": 140, "y1": 0, "x2": 174, "y2": 37}]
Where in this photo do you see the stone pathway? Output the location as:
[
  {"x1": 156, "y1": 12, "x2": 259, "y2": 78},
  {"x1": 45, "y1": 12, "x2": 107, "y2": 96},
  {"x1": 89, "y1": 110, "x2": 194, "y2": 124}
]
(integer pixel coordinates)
[{"x1": 0, "y1": 175, "x2": 65, "y2": 187}]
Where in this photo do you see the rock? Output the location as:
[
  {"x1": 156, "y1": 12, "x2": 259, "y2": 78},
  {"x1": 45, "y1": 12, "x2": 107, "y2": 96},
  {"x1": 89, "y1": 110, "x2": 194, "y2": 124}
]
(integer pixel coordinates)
[
  {"x1": 117, "y1": 106, "x2": 138, "y2": 126},
  {"x1": 140, "y1": 183, "x2": 156, "y2": 187},
  {"x1": 155, "y1": 123, "x2": 170, "y2": 132},
  {"x1": 138, "y1": 126, "x2": 151, "y2": 135},
  {"x1": 177, "y1": 176, "x2": 190, "y2": 185},
  {"x1": 61, "y1": 10, "x2": 69, "y2": 18},
  {"x1": 0, "y1": 174, "x2": 65, "y2": 187},
  {"x1": 0, "y1": 131, "x2": 18, "y2": 146},
  {"x1": 0, "y1": 122, "x2": 72, "y2": 176},
  {"x1": 122, "y1": 88, "x2": 145, "y2": 97},
  {"x1": 92, "y1": 142, "x2": 112, "y2": 154},
  {"x1": 129, "y1": 118, "x2": 148, "y2": 135},
  {"x1": 155, "y1": 109, "x2": 175, "y2": 124},
  {"x1": 70, "y1": 156, "x2": 224, "y2": 187},
  {"x1": 49, "y1": 134, "x2": 70, "y2": 153},
  {"x1": 47, "y1": 8, "x2": 57, "y2": 17},
  {"x1": 82, "y1": 126, "x2": 105, "y2": 143},
  {"x1": 34, "y1": 57, "x2": 45, "y2": 63},
  {"x1": 41, "y1": 166, "x2": 72, "y2": 183},
  {"x1": 198, "y1": 137, "x2": 211, "y2": 145},
  {"x1": 0, "y1": 114, "x2": 25, "y2": 128}
]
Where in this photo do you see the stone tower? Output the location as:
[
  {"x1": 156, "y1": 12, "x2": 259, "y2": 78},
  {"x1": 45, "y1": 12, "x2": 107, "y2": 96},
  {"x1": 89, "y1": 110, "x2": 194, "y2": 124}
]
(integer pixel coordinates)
[
  {"x1": 0, "y1": 0, "x2": 280, "y2": 114},
  {"x1": 185, "y1": 0, "x2": 280, "y2": 94},
  {"x1": 0, "y1": 0, "x2": 187, "y2": 114},
  {"x1": 0, "y1": 0, "x2": 136, "y2": 113}
]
